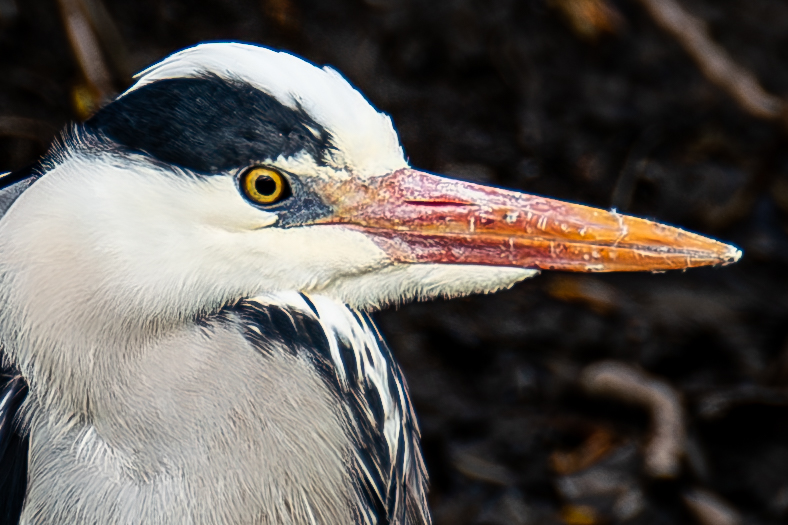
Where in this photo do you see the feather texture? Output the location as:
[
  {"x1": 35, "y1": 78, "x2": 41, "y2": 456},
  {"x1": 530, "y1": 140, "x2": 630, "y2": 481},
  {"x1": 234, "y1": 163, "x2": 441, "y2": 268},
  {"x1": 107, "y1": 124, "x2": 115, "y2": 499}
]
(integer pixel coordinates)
[
  {"x1": 0, "y1": 356, "x2": 28, "y2": 525},
  {"x1": 9, "y1": 293, "x2": 427, "y2": 524},
  {"x1": 242, "y1": 293, "x2": 430, "y2": 524}
]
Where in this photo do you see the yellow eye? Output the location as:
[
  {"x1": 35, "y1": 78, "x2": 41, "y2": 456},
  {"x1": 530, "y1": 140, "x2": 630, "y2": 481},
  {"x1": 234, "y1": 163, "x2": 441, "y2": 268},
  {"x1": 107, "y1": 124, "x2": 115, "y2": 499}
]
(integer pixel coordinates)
[{"x1": 241, "y1": 167, "x2": 291, "y2": 205}]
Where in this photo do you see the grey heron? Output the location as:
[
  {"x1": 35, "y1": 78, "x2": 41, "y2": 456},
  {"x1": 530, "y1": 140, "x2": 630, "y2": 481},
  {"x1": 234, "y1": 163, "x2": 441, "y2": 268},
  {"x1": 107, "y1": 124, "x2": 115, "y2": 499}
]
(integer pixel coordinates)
[{"x1": 0, "y1": 42, "x2": 740, "y2": 524}]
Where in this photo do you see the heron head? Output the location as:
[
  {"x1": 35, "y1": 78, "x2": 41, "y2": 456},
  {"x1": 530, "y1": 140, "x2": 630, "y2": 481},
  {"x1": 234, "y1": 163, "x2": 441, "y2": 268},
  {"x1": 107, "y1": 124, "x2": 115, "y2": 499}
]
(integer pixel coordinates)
[{"x1": 0, "y1": 43, "x2": 740, "y2": 336}]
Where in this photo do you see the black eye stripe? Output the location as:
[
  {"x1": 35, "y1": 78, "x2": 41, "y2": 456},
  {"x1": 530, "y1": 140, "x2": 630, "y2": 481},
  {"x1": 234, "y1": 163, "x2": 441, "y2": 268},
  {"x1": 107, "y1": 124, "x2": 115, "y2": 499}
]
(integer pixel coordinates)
[{"x1": 86, "y1": 76, "x2": 331, "y2": 174}]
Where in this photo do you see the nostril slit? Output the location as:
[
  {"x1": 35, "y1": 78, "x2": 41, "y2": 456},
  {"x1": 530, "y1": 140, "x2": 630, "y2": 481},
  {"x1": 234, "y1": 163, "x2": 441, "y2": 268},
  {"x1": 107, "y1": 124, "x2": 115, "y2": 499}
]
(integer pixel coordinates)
[{"x1": 404, "y1": 200, "x2": 474, "y2": 207}]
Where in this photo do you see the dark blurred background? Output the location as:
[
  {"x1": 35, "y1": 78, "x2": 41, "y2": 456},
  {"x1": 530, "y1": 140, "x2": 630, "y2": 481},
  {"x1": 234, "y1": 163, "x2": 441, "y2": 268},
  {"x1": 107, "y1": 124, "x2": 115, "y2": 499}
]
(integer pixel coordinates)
[{"x1": 1, "y1": 0, "x2": 787, "y2": 523}]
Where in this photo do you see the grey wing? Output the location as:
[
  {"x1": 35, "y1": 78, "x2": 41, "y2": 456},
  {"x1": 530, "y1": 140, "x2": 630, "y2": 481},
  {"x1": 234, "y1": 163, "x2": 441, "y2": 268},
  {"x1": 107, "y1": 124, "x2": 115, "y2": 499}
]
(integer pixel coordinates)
[
  {"x1": 235, "y1": 297, "x2": 431, "y2": 525},
  {"x1": 0, "y1": 168, "x2": 39, "y2": 524},
  {"x1": 352, "y1": 311, "x2": 430, "y2": 525},
  {"x1": 0, "y1": 355, "x2": 28, "y2": 525}
]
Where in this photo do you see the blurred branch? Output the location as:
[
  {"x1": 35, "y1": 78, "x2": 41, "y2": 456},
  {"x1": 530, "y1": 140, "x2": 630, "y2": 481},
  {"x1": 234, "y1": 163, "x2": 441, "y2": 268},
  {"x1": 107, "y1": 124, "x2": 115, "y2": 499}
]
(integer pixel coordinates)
[
  {"x1": 549, "y1": 0, "x2": 625, "y2": 40},
  {"x1": 450, "y1": 446, "x2": 515, "y2": 486},
  {"x1": 634, "y1": 0, "x2": 785, "y2": 121},
  {"x1": 79, "y1": 0, "x2": 133, "y2": 83},
  {"x1": 57, "y1": 0, "x2": 114, "y2": 107},
  {"x1": 580, "y1": 361, "x2": 684, "y2": 478},
  {"x1": 550, "y1": 428, "x2": 616, "y2": 474},
  {"x1": 683, "y1": 488, "x2": 742, "y2": 525},
  {"x1": 696, "y1": 384, "x2": 788, "y2": 419},
  {"x1": 546, "y1": 275, "x2": 622, "y2": 315}
]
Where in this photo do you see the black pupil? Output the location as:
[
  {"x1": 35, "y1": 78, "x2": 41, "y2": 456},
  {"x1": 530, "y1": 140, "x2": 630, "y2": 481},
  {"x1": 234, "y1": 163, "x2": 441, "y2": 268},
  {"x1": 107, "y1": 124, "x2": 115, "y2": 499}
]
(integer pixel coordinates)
[{"x1": 255, "y1": 175, "x2": 278, "y2": 196}]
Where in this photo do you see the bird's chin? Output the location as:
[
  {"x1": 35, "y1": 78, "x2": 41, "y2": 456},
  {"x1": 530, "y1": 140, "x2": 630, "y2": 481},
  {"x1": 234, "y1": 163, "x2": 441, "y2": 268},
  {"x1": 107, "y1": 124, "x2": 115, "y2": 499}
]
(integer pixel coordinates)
[{"x1": 313, "y1": 263, "x2": 538, "y2": 311}]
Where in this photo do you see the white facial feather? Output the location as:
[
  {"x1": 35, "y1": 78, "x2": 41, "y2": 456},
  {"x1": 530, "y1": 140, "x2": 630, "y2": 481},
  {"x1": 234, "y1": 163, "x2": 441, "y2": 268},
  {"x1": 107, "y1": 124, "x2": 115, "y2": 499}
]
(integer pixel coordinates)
[
  {"x1": 0, "y1": 153, "x2": 385, "y2": 343},
  {"x1": 126, "y1": 42, "x2": 407, "y2": 178},
  {"x1": 319, "y1": 264, "x2": 538, "y2": 310}
]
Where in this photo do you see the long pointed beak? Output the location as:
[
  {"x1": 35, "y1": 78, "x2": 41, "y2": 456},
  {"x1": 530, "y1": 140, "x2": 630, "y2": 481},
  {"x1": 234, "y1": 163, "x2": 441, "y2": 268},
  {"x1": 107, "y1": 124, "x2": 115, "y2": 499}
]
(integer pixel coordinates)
[{"x1": 315, "y1": 169, "x2": 741, "y2": 272}]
